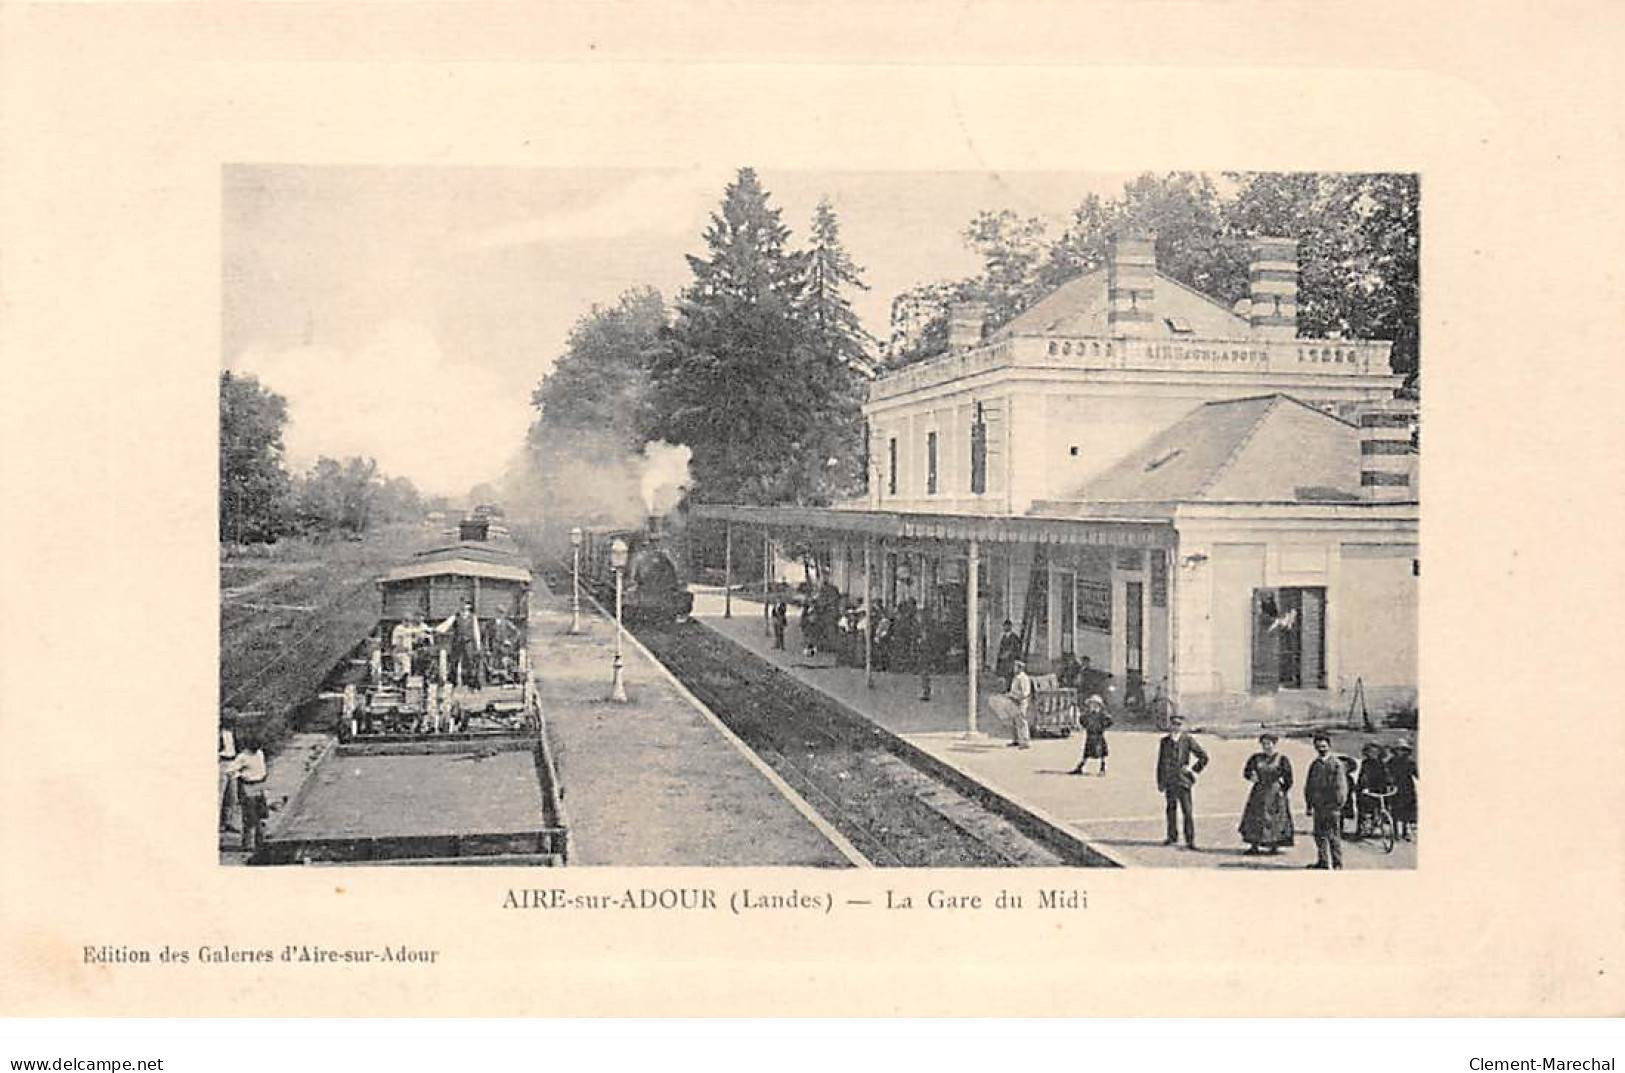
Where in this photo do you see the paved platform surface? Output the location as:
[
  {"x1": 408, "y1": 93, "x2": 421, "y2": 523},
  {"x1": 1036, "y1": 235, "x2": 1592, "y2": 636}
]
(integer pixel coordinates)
[
  {"x1": 694, "y1": 587, "x2": 1416, "y2": 871},
  {"x1": 529, "y1": 580, "x2": 853, "y2": 867}
]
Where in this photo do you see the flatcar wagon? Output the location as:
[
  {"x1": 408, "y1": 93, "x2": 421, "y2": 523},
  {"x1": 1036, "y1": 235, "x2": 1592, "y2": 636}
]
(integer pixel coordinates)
[{"x1": 258, "y1": 521, "x2": 569, "y2": 866}]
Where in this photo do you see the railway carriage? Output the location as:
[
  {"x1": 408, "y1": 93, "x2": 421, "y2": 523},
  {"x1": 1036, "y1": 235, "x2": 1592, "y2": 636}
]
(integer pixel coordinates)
[{"x1": 343, "y1": 523, "x2": 540, "y2": 740}]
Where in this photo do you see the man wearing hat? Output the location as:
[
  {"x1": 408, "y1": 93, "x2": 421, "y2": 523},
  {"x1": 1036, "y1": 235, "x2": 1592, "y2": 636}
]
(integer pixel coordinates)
[
  {"x1": 1155, "y1": 715, "x2": 1208, "y2": 848},
  {"x1": 1305, "y1": 732, "x2": 1349, "y2": 869},
  {"x1": 1004, "y1": 659, "x2": 1034, "y2": 748}
]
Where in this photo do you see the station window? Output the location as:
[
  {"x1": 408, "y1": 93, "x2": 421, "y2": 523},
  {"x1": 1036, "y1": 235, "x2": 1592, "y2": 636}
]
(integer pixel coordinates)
[
  {"x1": 926, "y1": 431, "x2": 939, "y2": 494},
  {"x1": 970, "y1": 405, "x2": 988, "y2": 494},
  {"x1": 888, "y1": 437, "x2": 898, "y2": 496}
]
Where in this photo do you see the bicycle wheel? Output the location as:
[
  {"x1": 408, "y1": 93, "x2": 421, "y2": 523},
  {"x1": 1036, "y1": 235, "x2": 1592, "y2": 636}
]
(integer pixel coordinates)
[{"x1": 1379, "y1": 810, "x2": 1396, "y2": 854}]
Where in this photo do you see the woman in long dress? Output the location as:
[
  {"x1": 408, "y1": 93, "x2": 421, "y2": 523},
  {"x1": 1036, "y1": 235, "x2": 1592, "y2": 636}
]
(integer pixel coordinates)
[{"x1": 1239, "y1": 732, "x2": 1295, "y2": 854}]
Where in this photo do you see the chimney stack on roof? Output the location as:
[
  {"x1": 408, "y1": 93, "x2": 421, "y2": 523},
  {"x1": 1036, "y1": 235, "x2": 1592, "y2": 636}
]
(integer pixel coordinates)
[
  {"x1": 1106, "y1": 233, "x2": 1157, "y2": 337},
  {"x1": 1354, "y1": 400, "x2": 1419, "y2": 502},
  {"x1": 947, "y1": 300, "x2": 989, "y2": 351},
  {"x1": 1247, "y1": 236, "x2": 1299, "y2": 339}
]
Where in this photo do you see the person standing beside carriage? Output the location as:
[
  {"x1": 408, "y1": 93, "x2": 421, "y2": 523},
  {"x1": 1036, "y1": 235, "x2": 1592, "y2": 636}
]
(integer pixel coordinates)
[
  {"x1": 487, "y1": 606, "x2": 520, "y2": 683},
  {"x1": 437, "y1": 598, "x2": 483, "y2": 689}
]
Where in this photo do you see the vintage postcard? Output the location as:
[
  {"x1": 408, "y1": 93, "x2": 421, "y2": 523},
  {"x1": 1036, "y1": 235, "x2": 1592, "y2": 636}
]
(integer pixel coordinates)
[{"x1": 1, "y1": 1, "x2": 1621, "y2": 1019}]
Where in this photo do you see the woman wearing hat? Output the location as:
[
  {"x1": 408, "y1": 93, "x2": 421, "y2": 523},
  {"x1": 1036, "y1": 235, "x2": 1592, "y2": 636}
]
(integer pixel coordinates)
[
  {"x1": 1239, "y1": 732, "x2": 1295, "y2": 855},
  {"x1": 1069, "y1": 695, "x2": 1113, "y2": 776},
  {"x1": 1388, "y1": 740, "x2": 1417, "y2": 841}
]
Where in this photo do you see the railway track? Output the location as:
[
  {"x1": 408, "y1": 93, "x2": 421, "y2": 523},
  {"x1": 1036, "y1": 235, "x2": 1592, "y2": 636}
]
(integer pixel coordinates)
[{"x1": 541, "y1": 565, "x2": 1079, "y2": 867}]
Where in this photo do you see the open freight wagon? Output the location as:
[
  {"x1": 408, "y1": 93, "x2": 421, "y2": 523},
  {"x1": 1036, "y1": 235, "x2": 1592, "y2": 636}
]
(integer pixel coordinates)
[{"x1": 259, "y1": 519, "x2": 568, "y2": 866}]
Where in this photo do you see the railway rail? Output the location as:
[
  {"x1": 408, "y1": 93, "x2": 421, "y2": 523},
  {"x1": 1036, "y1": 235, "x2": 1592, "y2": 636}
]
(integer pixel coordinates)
[{"x1": 541, "y1": 565, "x2": 1080, "y2": 868}]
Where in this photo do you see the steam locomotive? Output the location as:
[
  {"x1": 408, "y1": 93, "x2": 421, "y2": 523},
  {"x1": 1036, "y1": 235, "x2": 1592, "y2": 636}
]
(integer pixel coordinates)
[{"x1": 578, "y1": 520, "x2": 694, "y2": 625}]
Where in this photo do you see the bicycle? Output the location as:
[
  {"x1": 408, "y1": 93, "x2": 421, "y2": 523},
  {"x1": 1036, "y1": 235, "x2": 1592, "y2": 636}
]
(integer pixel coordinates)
[{"x1": 1358, "y1": 788, "x2": 1398, "y2": 854}]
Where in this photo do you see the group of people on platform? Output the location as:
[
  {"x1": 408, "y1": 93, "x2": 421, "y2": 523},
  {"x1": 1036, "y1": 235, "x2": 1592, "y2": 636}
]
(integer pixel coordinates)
[
  {"x1": 771, "y1": 583, "x2": 967, "y2": 701},
  {"x1": 981, "y1": 640, "x2": 1417, "y2": 868}
]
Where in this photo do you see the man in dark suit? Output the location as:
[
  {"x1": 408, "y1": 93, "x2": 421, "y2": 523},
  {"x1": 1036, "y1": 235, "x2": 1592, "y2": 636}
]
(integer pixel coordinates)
[
  {"x1": 1304, "y1": 732, "x2": 1349, "y2": 869},
  {"x1": 1155, "y1": 715, "x2": 1209, "y2": 849}
]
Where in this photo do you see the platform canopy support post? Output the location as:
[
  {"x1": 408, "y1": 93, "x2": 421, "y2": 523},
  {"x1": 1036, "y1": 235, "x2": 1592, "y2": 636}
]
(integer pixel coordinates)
[
  {"x1": 724, "y1": 522, "x2": 733, "y2": 619},
  {"x1": 864, "y1": 536, "x2": 874, "y2": 689},
  {"x1": 966, "y1": 537, "x2": 980, "y2": 737}
]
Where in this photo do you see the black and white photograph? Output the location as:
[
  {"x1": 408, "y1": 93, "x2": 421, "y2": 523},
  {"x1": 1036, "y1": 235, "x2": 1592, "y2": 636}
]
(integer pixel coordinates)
[{"x1": 219, "y1": 166, "x2": 1420, "y2": 871}]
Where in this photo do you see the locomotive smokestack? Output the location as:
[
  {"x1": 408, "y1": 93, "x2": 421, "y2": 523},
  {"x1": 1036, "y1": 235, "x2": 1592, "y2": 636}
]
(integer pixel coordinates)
[{"x1": 646, "y1": 514, "x2": 663, "y2": 542}]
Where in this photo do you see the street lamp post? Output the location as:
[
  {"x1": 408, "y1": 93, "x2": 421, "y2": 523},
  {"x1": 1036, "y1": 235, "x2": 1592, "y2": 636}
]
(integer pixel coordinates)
[
  {"x1": 569, "y1": 526, "x2": 583, "y2": 635},
  {"x1": 609, "y1": 537, "x2": 629, "y2": 703}
]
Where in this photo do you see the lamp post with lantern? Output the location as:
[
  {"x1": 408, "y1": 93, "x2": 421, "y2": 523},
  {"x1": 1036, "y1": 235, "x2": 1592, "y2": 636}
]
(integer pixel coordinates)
[
  {"x1": 568, "y1": 526, "x2": 583, "y2": 635},
  {"x1": 609, "y1": 537, "x2": 629, "y2": 703}
]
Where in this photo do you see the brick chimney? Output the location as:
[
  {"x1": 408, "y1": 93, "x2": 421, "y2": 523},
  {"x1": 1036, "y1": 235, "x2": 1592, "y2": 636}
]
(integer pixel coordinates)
[
  {"x1": 1106, "y1": 233, "x2": 1157, "y2": 337},
  {"x1": 1248, "y1": 236, "x2": 1299, "y2": 338},
  {"x1": 1355, "y1": 400, "x2": 1419, "y2": 502},
  {"x1": 947, "y1": 301, "x2": 988, "y2": 351}
]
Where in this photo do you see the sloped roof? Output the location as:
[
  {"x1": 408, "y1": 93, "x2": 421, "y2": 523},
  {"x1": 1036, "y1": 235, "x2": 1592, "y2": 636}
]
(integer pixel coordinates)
[
  {"x1": 380, "y1": 557, "x2": 532, "y2": 585},
  {"x1": 380, "y1": 540, "x2": 532, "y2": 585},
  {"x1": 1032, "y1": 394, "x2": 1363, "y2": 508},
  {"x1": 996, "y1": 267, "x2": 1251, "y2": 340}
]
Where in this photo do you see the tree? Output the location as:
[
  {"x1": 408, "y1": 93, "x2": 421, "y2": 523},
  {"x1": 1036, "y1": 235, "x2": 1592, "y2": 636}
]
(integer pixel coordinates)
[
  {"x1": 290, "y1": 455, "x2": 381, "y2": 537},
  {"x1": 884, "y1": 171, "x2": 1419, "y2": 378},
  {"x1": 799, "y1": 197, "x2": 873, "y2": 368},
  {"x1": 529, "y1": 286, "x2": 666, "y2": 452},
  {"x1": 1044, "y1": 172, "x2": 1247, "y2": 302},
  {"x1": 1226, "y1": 172, "x2": 1420, "y2": 377},
  {"x1": 962, "y1": 209, "x2": 1052, "y2": 329},
  {"x1": 219, "y1": 370, "x2": 292, "y2": 544},
  {"x1": 795, "y1": 197, "x2": 871, "y2": 497},
  {"x1": 525, "y1": 286, "x2": 668, "y2": 526},
  {"x1": 648, "y1": 168, "x2": 863, "y2": 507}
]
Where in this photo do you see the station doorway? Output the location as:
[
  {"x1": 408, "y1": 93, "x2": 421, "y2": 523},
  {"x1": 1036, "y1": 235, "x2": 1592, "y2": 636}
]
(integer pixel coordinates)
[{"x1": 1251, "y1": 586, "x2": 1327, "y2": 692}]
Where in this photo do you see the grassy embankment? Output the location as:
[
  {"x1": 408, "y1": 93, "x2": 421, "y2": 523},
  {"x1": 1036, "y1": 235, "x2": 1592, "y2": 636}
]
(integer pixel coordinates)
[{"x1": 219, "y1": 523, "x2": 435, "y2": 755}]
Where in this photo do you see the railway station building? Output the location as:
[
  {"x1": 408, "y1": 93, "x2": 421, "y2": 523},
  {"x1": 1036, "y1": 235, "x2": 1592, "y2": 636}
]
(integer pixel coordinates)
[{"x1": 696, "y1": 235, "x2": 1418, "y2": 725}]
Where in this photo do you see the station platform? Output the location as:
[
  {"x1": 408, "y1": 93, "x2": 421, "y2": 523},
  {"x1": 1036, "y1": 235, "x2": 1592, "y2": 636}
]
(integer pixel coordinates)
[
  {"x1": 692, "y1": 587, "x2": 1416, "y2": 871},
  {"x1": 527, "y1": 582, "x2": 858, "y2": 867}
]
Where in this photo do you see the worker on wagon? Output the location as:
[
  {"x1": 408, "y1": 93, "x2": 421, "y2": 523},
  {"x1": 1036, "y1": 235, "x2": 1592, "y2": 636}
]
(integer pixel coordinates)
[
  {"x1": 391, "y1": 610, "x2": 431, "y2": 684},
  {"x1": 488, "y1": 607, "x2": 520, "y2": 682},
  {"x1": 436, "y1": 598, "x2": 484, "y2": 689}
]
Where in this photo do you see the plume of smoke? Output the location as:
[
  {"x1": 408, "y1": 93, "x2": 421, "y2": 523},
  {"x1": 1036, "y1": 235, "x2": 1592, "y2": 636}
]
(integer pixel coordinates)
[{"x1": 639, "y1": 441, "x2": 692, "y2": 517}]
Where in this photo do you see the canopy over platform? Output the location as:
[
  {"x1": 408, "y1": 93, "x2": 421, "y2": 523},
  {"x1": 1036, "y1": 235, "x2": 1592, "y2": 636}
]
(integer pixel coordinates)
[{"x1": 689, "y1": 503, "x2": 1174, "y2": 548}]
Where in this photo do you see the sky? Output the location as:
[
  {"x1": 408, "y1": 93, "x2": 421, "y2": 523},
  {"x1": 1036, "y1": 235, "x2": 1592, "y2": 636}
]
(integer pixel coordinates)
[{"x1": 222, "y1": 165, "x2": 1136, "y2": 496}]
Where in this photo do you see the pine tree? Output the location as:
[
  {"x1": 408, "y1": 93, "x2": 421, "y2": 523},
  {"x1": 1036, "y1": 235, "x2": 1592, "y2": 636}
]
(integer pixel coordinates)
[
  {"x1": 800, "y1": 197, "x2": 872, "y2": 370},
  {"x1": 795, "y1": 197, "x2": 871, "y2": 495},
  {"x1": 649, "y1": 168, "x2": 864, "y2": 507}
]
